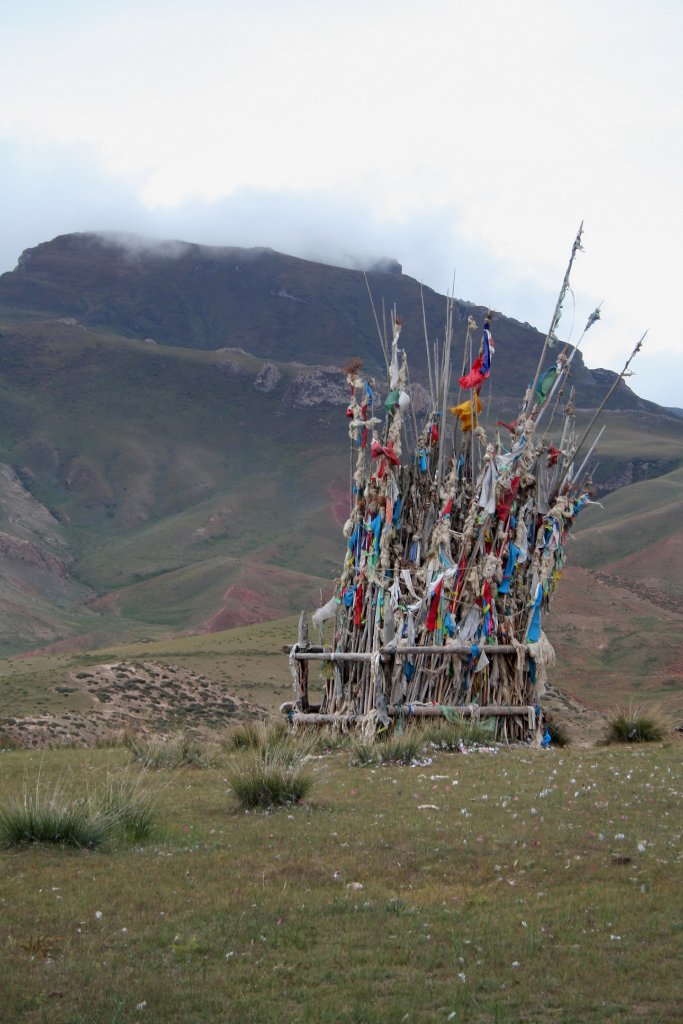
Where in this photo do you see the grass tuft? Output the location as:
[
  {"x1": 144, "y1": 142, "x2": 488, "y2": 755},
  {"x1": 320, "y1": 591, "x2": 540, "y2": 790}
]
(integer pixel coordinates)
[
  {"x1": 0, "y1": 768, "x2": 156, "y2": 848},
  {"x1": 0, "y1": 789, "x2": 107, "y2": 849},
  {"x1": 376, "y1": 728, "x2": 426, "y2": 765},
  {"x1": 420, "y1": 718, "x2": 496, "y2": 750},
  {"x1": 224, "y1": 718, "x2": 289, "y2": 753},
  {"x1": 605, "y1": 703, "x2": 667, "y2": 744},
  {"x1": 350, "y1": 718, "x2": 497, "y2": 766},
  {"x1": 225, "y1": 719, "x2": 267, "y2": 750},
  {"x1": 226, "y1": 738, "x2": 314, "y2": 809},
  {"x1": 127, "y1": 731, "x2": 215, "y2": 769},
  {"x1": 349, "y1": 740, "x2": 379, "y2": 766},
  {"x1": 93, "y1": 767, "x2": 157, "y2": 842}
]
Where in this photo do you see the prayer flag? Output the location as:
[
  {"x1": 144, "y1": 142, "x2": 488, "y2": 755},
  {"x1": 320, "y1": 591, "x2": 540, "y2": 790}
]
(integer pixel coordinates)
[
  {"x1": 449, "y1": 392, "x2": 482, "y2": 431},
  {"x1": 536, "y1": 365, "x2": 558, "y2": 405},
  {"x1": 459, "y1": 327, "x2": 494, "y2": 391}
]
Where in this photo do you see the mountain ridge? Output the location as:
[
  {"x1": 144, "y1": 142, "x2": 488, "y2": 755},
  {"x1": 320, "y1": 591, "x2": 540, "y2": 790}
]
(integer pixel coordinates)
[{"x1": 0, "y1": 231, "x2": 661, "y2": 413}]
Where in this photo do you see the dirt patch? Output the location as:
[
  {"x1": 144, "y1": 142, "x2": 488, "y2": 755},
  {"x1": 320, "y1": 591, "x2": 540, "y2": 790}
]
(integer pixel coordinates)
[{"x1": 588, "y1": 569, "x2": 683, "y2": 615}]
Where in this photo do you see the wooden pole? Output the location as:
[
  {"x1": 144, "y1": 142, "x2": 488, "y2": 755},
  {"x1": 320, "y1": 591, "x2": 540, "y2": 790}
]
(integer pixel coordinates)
[
  {"x1": 555, "y1": 331, "x2": 646, "y2": 495},
  {"x1": 525, "y1": 223, "x2": 584, "y2": 417},
  {"x1": 297, "y1": 611, "x2": 310, "y2": 712},
  {"x1": 287, "y1": 705, "x2": 536, "y2": 725},
  {"x1": 288, "y1": 644, "x2": 524, "y2": 660}
]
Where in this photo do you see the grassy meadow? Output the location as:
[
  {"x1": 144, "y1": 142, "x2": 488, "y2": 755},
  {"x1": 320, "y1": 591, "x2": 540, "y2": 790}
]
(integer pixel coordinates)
[{"x1": 1, "y1": 737, "x2": 681, "y2": 1024}]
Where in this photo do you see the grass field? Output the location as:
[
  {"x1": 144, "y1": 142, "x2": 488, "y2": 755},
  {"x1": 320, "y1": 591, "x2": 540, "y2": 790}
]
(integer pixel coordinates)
[{"x1": 1, "y1": 738, "x2": 681, "y2": 1023}]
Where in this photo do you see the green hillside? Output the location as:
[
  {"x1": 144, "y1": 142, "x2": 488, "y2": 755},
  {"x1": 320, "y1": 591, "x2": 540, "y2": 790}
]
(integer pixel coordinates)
[
  {"x1": 575, "y1": 465, "x2": 683, "y2": 564},
  {"x1": 0, "y1": 318, "x2": 348, "y2": 651}
]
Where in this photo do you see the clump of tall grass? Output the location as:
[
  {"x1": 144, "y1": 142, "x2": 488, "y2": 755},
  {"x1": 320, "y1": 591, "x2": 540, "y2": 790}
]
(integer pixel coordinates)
[
  {"x1": 376, "y1": 728, "x2": 426, "y2": 765},
  {"x1": 224, "y1": 718, "x2": 289, "y2": 753},
  {"x1": 0, "y1": 785, "x2": 108, "y2": 848},
  {"x1": 93, "y1": 768, "x2": 157, "y2": 843},
  {"x1": 0, "y1": 768, "x2": 156, "y2": 849},
  {"x1": 349, "y1": 740, "x2": 380, "y2": 767},
  {"x1": 349, "y1": 726, "x2": 427, "y2": 766},
  {"x1": 605, "y1": 704, "x2": 667, "y2": 744},
  {"x1": 127, "y1": 731, "x2": 215, "y2": 769},
  {"x1": 420, "y1": 717, "x2": 496, "y2": 750},
  {"x1": 226, "y1": 737, "x2": 314, "y2": 809}
]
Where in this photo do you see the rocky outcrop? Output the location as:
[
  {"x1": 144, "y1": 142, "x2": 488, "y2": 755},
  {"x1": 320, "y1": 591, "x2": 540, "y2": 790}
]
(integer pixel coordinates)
[
  {"x1": 0, "y1": 533, "x2": 68, "y2": 576},
  {"x1": 594, "y1": 457, "x2": 679, "y2": 496},
  {"x1": 0, "y1": 463, "x2": 65, "y2": 548},
  {"x1": 254, "y1": 362, "x2": 282, "y2": 392},
  {"x1": 283, "y1": 367, "x2": 349, "y2": 408}
]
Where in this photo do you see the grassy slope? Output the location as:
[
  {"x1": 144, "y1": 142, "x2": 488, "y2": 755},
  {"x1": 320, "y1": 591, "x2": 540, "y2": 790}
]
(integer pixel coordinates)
[
  {"x1": 0, "y1": 319, "x2": 348, "y2": 650},
  {"x1": 572, "y1": 464, "x2": 683, "y2": 573},
  {"x1": 546, "y1": 567, "x2": 683, "y2": 718}
]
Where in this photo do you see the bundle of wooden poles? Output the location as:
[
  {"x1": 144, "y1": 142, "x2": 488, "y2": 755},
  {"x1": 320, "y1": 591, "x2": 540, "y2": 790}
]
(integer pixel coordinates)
[{"x1": 284, "y1": 226, "x2": 643, "y2": 743}]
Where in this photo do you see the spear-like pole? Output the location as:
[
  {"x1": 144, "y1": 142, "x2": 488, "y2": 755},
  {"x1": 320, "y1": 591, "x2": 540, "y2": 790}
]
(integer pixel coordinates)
[
  {"x1": 420, "y1": 284, "x2": 436, "y2": 408},
  {"x1": 435, "y1": 294, "x2": 454, "y2": 491},
  {"x1": 363, "y1": 272, "x2": 390, "y2": 374},
  {"x1": 555, "y1": 331, "x2": 646, "y2": 495},
  {"x1": 525, "y1": 222, "x2": 584, "y2": 417},
  {"x1": 570, "y1": 424, "x2": 605, "y2": 488},
  {"x1": 534, "y1": 303, "x2": 602, "y2": 431}
]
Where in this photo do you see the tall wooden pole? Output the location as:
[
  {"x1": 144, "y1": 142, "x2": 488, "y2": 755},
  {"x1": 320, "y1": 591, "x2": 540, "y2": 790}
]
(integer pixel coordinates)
[{"x1": 525, "y1": 223, "x2": 584, "y2": 417}]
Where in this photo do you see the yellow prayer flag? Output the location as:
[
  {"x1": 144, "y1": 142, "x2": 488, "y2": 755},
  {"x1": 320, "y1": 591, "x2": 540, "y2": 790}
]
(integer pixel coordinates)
[{"x1": 449, "y1": 392, "x2": 482, "y2": 431}]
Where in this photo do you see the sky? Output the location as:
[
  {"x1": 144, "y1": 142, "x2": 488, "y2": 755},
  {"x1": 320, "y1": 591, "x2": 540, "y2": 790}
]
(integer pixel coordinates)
[{"x1": 1, "y1": 0, "x2": 681, "y2": 405}]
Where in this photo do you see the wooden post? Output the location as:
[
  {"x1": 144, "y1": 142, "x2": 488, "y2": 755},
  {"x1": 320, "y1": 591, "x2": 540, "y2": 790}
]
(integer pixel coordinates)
[{"x1": 297, "y1": 611, "x2": 309, "y2": 712}]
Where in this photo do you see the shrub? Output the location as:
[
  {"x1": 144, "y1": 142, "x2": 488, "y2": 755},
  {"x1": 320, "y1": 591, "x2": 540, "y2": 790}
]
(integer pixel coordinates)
[
  {"x1": 0, "y1": 728, "x2": 22, "y2": 751},
  {"x1": 226, "y1": 739, "x2": 314, "y2": 809},
  {"x1": 605, "y1": 704, "x2": 667, "y2": 744}
]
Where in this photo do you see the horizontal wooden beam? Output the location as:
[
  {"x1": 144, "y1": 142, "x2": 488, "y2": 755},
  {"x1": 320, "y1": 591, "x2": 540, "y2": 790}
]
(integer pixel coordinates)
[
  {"x1": 287, "y1": 704, "x2": 536, "y2": 725},
  {"x1": 286, "y1": 644, "x2": 522, "y2": 662}
]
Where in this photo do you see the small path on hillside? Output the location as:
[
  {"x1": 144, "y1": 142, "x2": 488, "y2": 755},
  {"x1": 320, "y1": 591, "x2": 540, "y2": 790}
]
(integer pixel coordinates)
[{"x1": 586, "y1": 570, "x2": 683, "y2": 615}]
